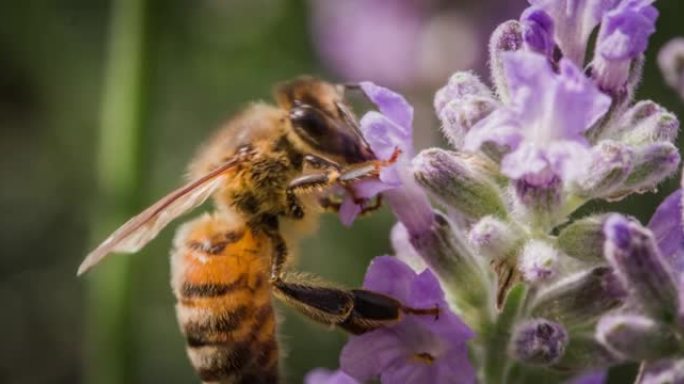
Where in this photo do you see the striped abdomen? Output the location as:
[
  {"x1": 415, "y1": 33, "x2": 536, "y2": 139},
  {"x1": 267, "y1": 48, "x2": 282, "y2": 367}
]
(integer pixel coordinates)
[{"x1": 172, "y1": 213, "x2": 279, "y2": 384}]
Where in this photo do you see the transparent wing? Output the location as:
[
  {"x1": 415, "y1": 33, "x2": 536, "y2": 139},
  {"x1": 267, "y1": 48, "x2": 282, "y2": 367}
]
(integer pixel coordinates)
[{"x1": 77, "y1": 158, "x2": 241, "y2": 276}]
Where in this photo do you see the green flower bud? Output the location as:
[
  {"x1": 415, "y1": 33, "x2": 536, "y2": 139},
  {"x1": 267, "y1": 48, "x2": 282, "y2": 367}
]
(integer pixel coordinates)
[
  {"x1": 413, "y1": 148, "x2": 507, "y2": 220},
  {"x1": 557, "y1": 215, "x2": 608, "y2": 263}
]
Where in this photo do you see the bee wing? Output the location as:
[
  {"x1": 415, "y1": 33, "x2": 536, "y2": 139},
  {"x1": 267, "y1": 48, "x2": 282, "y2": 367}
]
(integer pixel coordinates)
[{"x1": 77, "y1": 158, "x2": 242, "y2": 276}]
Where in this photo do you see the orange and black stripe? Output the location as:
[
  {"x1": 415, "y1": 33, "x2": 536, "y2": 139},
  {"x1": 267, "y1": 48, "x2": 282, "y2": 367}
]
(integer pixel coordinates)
[{"x1": 172, "y1": 215, "x2": 279, "y2": 384}]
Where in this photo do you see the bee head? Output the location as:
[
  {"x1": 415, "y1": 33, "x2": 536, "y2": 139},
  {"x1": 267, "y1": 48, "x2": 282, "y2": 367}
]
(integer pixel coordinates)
[{"x1": 274, "y1": 76, "x2": 375, "y2": 164}]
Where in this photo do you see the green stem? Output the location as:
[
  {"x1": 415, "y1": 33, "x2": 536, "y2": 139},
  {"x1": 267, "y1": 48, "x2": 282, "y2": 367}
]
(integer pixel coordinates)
[
  {"x1": 85, "y1": 0, "x2": 149, "y2": 382},
  {"x1": 482, "y1": 284, "x2": 527, "y2": 384}
]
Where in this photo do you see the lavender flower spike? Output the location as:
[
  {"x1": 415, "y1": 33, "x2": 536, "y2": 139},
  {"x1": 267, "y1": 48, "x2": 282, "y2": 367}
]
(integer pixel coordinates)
[
  {"x1": 340, "y1": 256, "x2": 475, "y2": 384},
  {"x1": 604, "y1": 215, "x2": 680, "y2": 323},
  {"x1": 510, "y1": 319, "x2": 568, "y2": 366},
  {"x1": 591, "y1": 0, "x2": 658, "y2": 96}
]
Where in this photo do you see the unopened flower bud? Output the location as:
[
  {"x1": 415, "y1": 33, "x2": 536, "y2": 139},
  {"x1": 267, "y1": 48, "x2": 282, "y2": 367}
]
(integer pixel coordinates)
[
  {"x1": 413, "y1": 148, "x2": 507, "y2": 220},
  {"x1": 604, "y1": 215, "x2": 680, "y2": 323},
  {"x1": 434, "y1": 71, "x2": 492, "y2": 117},
  {"x1": 521, "y1": 6, "x2": 554, "y2": 58},
  {"x1": 612, "y1": 101, "x2": 680, "y2": 146},
  {"x1": 510, "y1": 319, "x2": 568, "y2": 366},
  {"x1": 658, "y1": 38, "x2": 684, "y2": 101},
  {"x1": 596, "y1": 314, "x2": 678, "y2": 361},
  {"x1": 575, "y1": 141, "x2": 634, "y2": 199},
  {"x1": 410, "y1": 211, "x2": 493, "y2": 327},
  {"x1": 638, "y1": 359, "x2": 684, "y2": 384},
  {"x1": 469, "y1": 216, "x2": 522, "y2": 262},
  {"x1": 439, "y1": 96, "x2": 497, "y2": 149},
  {"x1": 609, "y1": 142, "x2": 680, "y2": 198},
  {"x1": 557, "y1": 215, "x2": 609, "y2": 263},
  {"x1": 519, "y1": 240, "x2": 559, "y2": 284},
  {"x1": 530, "y1": 267, "x2": 626, "y2": 328},
  {"x1": 489, "y1": 20, "x2": 523, "y2": 103}
]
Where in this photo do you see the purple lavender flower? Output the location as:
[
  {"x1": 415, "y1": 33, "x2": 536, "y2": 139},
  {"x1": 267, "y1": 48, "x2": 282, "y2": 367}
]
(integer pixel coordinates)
[
  {"x1": 647, "y1": 189, "x2": 684, "y2": 274},
  {"x1": 340, "y1": 256, "x2": 475, "y2": 384},
  {"x1": 591, "y1": 0, "x2": 658, "y2": 95},
  {"x1": 339, "y1": 82, "x2": 433, "y2": 236},
  {"x1": 464, "y1": 51, "x2": 611, "y2": 186},
  {"x1": 305, "y1": 368, "x2": 359, "y2": 384},
  {"x1": 658, "y1": 37, "x2": 684, "y2": 101}
]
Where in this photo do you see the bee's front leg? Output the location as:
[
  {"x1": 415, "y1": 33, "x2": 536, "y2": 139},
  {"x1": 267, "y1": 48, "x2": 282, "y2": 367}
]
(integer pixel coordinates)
[{"x1": 271, "y1": 274, "x2": 440, "y2": 335}]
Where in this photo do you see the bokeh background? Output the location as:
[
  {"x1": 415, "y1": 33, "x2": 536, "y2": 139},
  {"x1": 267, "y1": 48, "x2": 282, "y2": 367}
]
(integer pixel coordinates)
[{"x1": 2, "y1": 0, "x2": 683, "y2": 383}]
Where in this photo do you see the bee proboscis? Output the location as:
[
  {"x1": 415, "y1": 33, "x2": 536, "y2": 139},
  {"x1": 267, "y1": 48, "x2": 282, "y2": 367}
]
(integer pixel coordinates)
[{"x1": 79, "y1": 76, "x2": 438, "y2": 384}]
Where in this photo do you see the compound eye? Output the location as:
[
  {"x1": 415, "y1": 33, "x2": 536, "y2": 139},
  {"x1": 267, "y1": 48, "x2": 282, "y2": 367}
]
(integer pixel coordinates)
[
  {"x1": 289, "y1": 105, "x2": 329, "y2": 145},
  {"x1": 290, "y1": 105, "x2": 371, "y2": 163}
]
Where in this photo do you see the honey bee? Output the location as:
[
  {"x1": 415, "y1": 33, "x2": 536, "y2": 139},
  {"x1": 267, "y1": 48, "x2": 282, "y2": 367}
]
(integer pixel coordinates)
[{"x1": 78, "y1": 76, "x2": 437, "y2": 384}]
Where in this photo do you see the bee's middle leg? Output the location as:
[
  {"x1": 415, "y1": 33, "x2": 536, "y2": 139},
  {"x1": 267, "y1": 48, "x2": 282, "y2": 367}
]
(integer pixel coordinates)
[{"x1": 271, "y1": 274, "x2": 440, "y2": 335}]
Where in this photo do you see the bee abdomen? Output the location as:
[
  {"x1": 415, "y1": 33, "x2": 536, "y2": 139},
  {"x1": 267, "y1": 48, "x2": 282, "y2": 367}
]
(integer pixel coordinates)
[
  {"x1": 172, "y1": 214, "x2": 280, "y2": 384},
  {"x1": 180, "y1": 302, "x2": 279, "y2": 384}
]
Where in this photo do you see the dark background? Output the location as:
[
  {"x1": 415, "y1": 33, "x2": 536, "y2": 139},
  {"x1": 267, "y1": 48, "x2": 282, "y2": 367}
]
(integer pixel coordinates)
[{"x1": 1, "y1": 0, "x2": 683, "y2": 383}]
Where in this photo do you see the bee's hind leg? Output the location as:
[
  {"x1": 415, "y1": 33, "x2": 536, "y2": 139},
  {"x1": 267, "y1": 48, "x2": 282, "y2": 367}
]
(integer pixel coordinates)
[{"x1": 271, "y1": 274, "x2": 440, "y2": 335}]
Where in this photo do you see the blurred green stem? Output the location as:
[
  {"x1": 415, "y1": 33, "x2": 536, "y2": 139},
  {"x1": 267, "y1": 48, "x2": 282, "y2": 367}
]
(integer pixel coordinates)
[{"x1": 86, "y1": 0, "x2": 149, "y2": 382}]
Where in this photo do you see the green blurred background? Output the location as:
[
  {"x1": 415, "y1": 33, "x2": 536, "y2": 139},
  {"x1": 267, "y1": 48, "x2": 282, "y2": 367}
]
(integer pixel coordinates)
[{"x1": 1, "y1": 0, "x2": 683, "y2": 383}]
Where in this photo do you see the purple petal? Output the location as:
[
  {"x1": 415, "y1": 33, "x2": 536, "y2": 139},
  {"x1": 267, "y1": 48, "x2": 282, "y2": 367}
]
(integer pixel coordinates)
[
  {"x1": 406, "y1": 268, "x2": 444, "y2": 309},
  {"x1": 339, "y1": 197, "x2": 363, "y2": 227},
  {"x1": 596, "y1": 0, "x2": 657, "y2": 61},
  {"x1": 362, "y1": 256, "x2": 416, "y2": 301},
  {"x1": 501, "y1": 144, "x2": 554, "y2": 183},
  {"x1": 391, "y1": 222, "x2": 427, "y2": 272},
  {"x1": 648, "y1": 189, "x2": 684, "y2": 273},
  {"x1": 359, "y1": 111, "x2": 412, "y2": 160},
  {"x1": 504, "y1": 52, "x2": 610, "y2": 140},
  {"x1": 463, "y1": 108, "x2": 522, "y2": 151},
  {"x1": 521, "y1": 6, "x2": 556, "y2": 57},
  {"x1": 360, "y1": 81, "x2": 414, "y2": 131},
  {"x1": 353, "y1": 179, "x2": 396, "y2": 200},
  {"x1": 305, "y1": 368, "x2": 360, "y2": 384},
  {"x1": 384, "y1": 167, "x2": 435, "y2": 237},
  {"x1": 340, "y1": 329, "x2": 406, "y2": 382}
]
